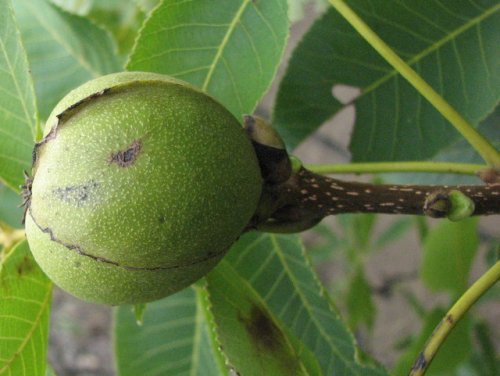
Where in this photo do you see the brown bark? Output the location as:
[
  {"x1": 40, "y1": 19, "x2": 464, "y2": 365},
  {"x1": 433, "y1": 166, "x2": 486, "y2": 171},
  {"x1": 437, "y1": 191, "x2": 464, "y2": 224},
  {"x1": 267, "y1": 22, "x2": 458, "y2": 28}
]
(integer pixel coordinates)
[{"x1": 250, "y1": 167, "x2": 500, "y2": 233}]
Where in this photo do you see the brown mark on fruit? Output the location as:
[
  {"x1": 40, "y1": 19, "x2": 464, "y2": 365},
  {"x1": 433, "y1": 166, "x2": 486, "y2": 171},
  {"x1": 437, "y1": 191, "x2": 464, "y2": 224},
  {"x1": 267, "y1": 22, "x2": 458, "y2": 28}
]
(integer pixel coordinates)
[
  {"x1": 109, "y1": 140, "x2": 142, "y2": 167},
  {"x1": 52, "y1": 180, "x2": 99, "y2": 206}
]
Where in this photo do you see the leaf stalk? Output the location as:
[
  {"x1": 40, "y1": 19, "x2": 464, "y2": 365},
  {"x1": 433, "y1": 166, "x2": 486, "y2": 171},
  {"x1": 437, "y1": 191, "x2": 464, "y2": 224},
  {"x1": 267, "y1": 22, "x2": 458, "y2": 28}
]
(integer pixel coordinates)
[
  {"x1": 306, "y1": 162, "x2": 486, "y2": 176},
  {"x1": 409, "y1": 261, "x2": 500, "y2": 376}
]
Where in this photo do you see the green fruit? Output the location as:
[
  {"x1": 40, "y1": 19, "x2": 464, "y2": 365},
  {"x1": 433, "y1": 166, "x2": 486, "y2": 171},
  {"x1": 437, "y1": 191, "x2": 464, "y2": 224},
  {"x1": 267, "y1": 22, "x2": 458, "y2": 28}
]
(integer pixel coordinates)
[{"x1": 25, "y1": 71, "x2": 262, "y2": 305}]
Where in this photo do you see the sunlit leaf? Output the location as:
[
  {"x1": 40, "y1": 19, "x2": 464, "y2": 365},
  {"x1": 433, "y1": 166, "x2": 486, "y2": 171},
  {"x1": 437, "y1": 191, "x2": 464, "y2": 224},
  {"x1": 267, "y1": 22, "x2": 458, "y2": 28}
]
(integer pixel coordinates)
[
  {"x1": 0, "y1": 240, "x2": 52, "y2": 376},
  {"x1": 0, "y1": 0, "x2": 38, "y2": 191},
  {"x1": 114, "y1": 286, "x2": 225, "y2": 376},
  {"x1": 211, "y1": 232, "x2": 387, "y2": 375},
  {"x1": 128, "y1": 0, "x2": 289, "y2": 120},
  {"x1": 274, "y1": 0, "x2": 500, "y2": 160},
  {"x1": 13, "y1": 0, "x2": 122, "y2": 120}
]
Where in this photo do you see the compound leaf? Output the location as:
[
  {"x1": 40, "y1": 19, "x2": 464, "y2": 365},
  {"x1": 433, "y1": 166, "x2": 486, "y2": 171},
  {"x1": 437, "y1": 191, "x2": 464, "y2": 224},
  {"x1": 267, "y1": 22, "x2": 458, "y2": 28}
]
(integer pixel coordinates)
[{"x1": 274, "y1": 0, "x2": 500, "y2": 160}]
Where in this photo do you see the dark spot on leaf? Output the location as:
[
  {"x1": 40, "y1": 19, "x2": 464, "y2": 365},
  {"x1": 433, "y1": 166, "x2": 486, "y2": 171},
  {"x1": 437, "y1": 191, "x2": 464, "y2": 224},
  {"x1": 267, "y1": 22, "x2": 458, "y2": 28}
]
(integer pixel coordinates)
[
  {"x1": 158, "y1": 215, "x2": 166, "y2": 224},
  {"x1": 17, "y1": 255, "x2": 35, "y2": 276},
  {"x1": 52, "y1": 180, "x2": 99, "y2": 206},
  {"x1": 109, "y1": 140, "x2": 142, "y2": 167},
  {"x1": 238, "y1": 303, "x2": 300, "y2": 373},
  {"x1": 240, "y1": 304, "x2": 285, "y2": 352}
]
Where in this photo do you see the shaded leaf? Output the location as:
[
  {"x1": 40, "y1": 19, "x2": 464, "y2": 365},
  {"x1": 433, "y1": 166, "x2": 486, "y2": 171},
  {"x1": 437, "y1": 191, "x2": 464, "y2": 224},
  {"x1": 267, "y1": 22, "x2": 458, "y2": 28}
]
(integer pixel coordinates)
[
  {"x1": 128, "y1": 0, "x2": 289, "y2": 120},
  {"x1": 0, "y1": 0, "x2": 38, "y2": 191},
  {"x1": 86, "y1": 0, "x2": 147, "y2": 56},
  {"x1": 207, "y1": 260, "x2": 322, "y2": 376},
  {"x1": 274, "y1": 0, "x2": 500, "y2": 159},
  {"x1": 393, "y1": 308, "x2": 472, "y2": 375},
  {"x1": 470, "y1": 320, "x2": 499, "y2": 376},
  {"x1": 0, "y1": 184, "x2": 23, "y2": 229},
  {"x1": 0, "y1": 240, "x2": 52, "y2": 376},
  {"x1": 13, "y1": 0, "x2": 122, "y2": 120},
  {"x1": 217, "y1": 232, "x2": 387, "y2": 375},
  {"x1": 114, "y1": 286, "x2": 225, "y2": 376},
  {"x1": 373, "y1": 217, "x2": 413, "y2": 250},
  {"x1": 346, "y1": 265, "x2": 375, "y2": 330},
  {"x1": 421, "y1": 218, "x2": 479, "y2": 294}
]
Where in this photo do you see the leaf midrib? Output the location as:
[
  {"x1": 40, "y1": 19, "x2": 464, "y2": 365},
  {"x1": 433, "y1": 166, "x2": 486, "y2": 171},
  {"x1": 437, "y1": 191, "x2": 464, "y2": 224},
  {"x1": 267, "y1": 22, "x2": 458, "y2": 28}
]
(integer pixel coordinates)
[
  {"x1": 201, "y1": 0, "x2": 251, "y2": 92},
  {"x1": 21, "y1": 0, "x2": 101, "y2": 78},
  {"x1": 361, "y1": 2, "x2": 500, "y2": 97},
  {"x1": 270, "y1": 235, "x2": 363, "y2": 375}
]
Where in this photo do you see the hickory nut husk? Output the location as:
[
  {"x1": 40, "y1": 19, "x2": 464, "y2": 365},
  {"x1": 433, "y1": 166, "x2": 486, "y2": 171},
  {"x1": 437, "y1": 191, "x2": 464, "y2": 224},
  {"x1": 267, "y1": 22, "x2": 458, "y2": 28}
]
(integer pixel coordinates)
[{"x1": 24, "y1": 71, "x2": 263, "y2": 305}]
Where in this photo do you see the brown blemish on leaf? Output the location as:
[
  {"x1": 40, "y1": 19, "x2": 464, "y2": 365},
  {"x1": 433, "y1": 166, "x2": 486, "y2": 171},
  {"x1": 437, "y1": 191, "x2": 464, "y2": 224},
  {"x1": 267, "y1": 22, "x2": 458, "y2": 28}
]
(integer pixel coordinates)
[
  {"x1": 240, "y1": 304, "x2": 286, "y2": 353},
  {"x1": 109, "y1": 140, "x2": 142, "y2": 167},
  {"x1": 238, "y1": 303, "x2": 300, "y2": 373},
  {"x1": 16, "y1": 255, "x2": 35, "y2": 276}
]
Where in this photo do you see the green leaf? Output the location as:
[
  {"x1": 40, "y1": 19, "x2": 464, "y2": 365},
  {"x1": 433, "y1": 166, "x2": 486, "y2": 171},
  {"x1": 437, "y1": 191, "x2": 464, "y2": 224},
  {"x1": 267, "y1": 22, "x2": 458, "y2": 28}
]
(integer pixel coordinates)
[
  {"x1": 0, "y1": 0, "x2": 38, "y2": 191},
  {"x1": 470, "y1": 320, "x2": 500, "y2": 376},
  {"x1": 207, "y1": 260, "x2": 322, "y2": 376},
  {"x1": 114, "y1": 286, "x2": 225, "y2": 376},
  {"x1": 346, "y1": 265, "x2": 375, "y2": 331},
  {"x1": 13, "y1": 0, "x2": 122, "y2": 120},
  {"x1": 373, "y1": 217, "x2": 413, "y2": 250},
  {"x1": 86, "y1": 0, "x2": 147, "y2": 56},
  {"x1": 0, "y1": 240, "x2": 52, "y2": 376},
  {"x1": 421, "y1": 218, "x2": 479, "y2": 294},
  {"x1": 382, "y1": 105, "x2": 500, "y2": 185},
  {"x1": 127, "y1": 0, "x2": 289, "y2": 120},
  {"x1": 274, "y1": 1, "x2": 500, "y2": 158},
  {"x1": 216, "y1": 232, "x2": 387, "y2": 375},
  {"x1": 0, "y1": 184, "x2": 23, "y2": 228},
  {"x1": 393, "y1": 308, "x2": 472, "y2": 375}
]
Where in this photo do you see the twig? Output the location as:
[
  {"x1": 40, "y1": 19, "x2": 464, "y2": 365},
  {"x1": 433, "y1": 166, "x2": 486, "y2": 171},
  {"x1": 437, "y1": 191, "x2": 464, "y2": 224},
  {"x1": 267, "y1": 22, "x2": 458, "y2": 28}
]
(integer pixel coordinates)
[{"x1": 409, "y1": 261, "x2": 500, "y2": 376}]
